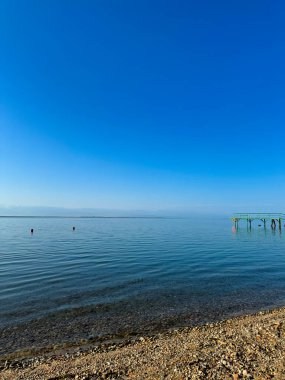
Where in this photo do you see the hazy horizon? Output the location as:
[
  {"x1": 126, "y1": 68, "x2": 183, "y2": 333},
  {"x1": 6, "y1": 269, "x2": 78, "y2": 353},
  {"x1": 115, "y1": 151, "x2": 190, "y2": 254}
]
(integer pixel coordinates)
[
  {"x1": 0, "y1": 205, "x2": 228, "y2": 217},
  {"x1": 1, "y1": 205, "x2": 285, "y2": 218}
]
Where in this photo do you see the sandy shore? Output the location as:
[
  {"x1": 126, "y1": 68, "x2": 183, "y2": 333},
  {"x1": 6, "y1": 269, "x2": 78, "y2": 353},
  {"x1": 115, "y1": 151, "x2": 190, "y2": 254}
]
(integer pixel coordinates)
[{"x1": 1, "y1": 307, "x2": 285, "y2": 380}]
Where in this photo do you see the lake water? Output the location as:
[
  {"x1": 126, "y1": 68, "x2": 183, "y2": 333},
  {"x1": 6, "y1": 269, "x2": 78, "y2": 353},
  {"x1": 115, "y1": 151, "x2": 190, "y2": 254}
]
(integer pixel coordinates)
[{"x1": 1, "y1": 216, "x2": 285, "y2": 354}]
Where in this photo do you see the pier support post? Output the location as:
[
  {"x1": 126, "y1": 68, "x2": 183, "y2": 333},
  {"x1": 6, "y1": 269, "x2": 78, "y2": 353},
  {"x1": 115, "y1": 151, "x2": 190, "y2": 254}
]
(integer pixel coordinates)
[
  {"x1": 231, "y1": 214, "x2": 284, "y2": 231},
  {"x1": 233, "y1": 218, "x2": 239, "y2": 229},
  {"x1": 271, "y1": 219, "x2": 276, "y2": 229}
]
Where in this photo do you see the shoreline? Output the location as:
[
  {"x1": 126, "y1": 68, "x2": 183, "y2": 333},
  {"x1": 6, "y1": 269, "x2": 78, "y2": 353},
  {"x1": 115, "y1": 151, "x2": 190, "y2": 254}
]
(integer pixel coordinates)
[{"x1": 1, "y1": 306, "x2": 285, "y2": 379}]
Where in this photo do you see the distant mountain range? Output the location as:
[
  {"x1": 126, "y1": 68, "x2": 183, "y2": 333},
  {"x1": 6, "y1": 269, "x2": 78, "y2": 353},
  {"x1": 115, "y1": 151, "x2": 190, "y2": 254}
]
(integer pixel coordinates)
[
  {"x1": 0, "y1": 206, "x2": 161, "y2": 217},
  {"x1": 0, "y1": 206, "x2": 225, "y2": 218}
]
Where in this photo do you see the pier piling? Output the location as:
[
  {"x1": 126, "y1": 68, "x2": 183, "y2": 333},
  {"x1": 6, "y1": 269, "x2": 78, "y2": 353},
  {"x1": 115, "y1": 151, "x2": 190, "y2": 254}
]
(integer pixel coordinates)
[{"x1": 231, "y1": 213, "x2": 284, "y2": 230}]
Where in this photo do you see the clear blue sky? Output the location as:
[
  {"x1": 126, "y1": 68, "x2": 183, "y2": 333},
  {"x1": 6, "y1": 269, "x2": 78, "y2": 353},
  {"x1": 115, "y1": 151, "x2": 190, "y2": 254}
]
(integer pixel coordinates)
[{"x1": 1, "y1": 0, "x2": 285, "y2": 214}]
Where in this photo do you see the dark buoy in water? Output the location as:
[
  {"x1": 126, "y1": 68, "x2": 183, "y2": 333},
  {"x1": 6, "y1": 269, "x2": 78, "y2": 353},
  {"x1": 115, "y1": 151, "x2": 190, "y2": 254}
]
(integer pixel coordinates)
[
  {"x1": 72, "y1": 226, "x2": 75, "y2": 231},
  {"x1": 30, "y1": 228, "x2": 34, "y2": 234}
]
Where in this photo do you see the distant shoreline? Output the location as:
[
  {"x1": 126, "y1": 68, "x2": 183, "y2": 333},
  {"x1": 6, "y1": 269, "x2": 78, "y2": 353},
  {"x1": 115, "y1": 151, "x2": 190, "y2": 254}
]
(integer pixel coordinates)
[{"x1": 0, "y1": 215, "x2": 173, "y2": 219}]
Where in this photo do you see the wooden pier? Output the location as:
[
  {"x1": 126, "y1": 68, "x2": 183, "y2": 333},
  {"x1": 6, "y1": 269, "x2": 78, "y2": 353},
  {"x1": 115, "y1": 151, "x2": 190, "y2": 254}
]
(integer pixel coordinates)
[{"x1": 232, "y1": 213, "x2": 285, "y2": 230}]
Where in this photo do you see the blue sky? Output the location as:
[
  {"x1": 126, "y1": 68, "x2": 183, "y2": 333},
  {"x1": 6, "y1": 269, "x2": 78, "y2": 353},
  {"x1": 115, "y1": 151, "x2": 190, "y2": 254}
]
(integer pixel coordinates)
[{"x1": 1, "y1": 0, "x2": 285, "y2": 214}]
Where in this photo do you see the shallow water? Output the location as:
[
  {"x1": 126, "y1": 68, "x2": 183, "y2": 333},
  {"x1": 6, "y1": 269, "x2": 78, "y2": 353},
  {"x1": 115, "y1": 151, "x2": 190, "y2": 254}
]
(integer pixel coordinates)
[{"x1": 1, "y1": 216, "x2": 285, "y2": 354}]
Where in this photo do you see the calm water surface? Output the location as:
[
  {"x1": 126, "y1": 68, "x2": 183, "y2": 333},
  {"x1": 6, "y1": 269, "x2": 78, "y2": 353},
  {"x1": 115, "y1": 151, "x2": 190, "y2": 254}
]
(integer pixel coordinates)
[{"x1": 1, "y1": 216, "x2": 285, "y2": 353}]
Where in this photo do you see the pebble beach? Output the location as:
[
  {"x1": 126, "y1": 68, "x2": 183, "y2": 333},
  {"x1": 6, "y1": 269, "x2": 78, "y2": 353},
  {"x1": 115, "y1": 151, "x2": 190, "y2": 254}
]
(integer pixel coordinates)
[{"x1": 1, "y1": 306, "x2": 285, "y2": 380}]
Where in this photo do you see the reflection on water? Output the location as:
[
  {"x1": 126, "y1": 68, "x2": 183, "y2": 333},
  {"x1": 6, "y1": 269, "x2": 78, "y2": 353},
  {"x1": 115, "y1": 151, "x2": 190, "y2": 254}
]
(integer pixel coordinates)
[{"x1": 1, "y1": 216, "x2": 285, "y2": 354}]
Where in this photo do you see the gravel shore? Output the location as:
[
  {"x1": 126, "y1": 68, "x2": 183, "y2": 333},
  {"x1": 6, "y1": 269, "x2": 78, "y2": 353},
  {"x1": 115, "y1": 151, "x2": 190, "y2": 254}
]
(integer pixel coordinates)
[{"x1": 1, "y1": 307, "x2": 285, "y2": 380}]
